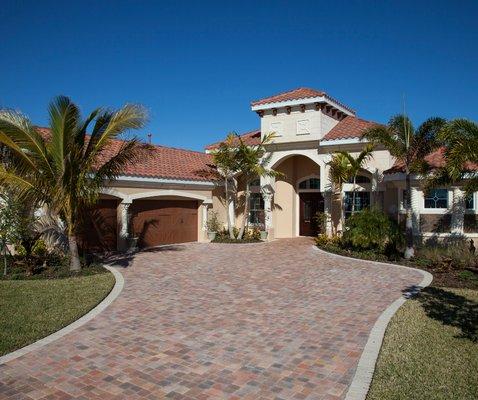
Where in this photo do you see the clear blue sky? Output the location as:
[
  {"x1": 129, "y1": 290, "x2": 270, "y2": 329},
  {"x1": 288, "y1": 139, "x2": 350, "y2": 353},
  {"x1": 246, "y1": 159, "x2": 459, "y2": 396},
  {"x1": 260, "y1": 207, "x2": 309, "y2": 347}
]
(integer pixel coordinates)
[{"x1": 1, "y1": 0, "x2": 477, "y2": 150}]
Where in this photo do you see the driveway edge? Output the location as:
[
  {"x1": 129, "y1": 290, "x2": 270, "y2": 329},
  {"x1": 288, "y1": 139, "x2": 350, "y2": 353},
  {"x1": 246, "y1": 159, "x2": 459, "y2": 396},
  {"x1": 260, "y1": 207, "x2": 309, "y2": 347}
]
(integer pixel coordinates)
[
  {"x1": 0, "y1": 265, "x2": 124, "y2": 365},
  {"x1": 313, "y1": 246, "x2": 433, "y2": 400}
]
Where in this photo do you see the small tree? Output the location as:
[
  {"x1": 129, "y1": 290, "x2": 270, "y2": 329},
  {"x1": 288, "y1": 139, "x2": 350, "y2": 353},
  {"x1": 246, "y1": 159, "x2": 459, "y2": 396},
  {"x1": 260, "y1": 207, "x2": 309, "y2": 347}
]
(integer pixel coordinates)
[
  {"x1": 0, "y1": 193, "x2": 20, "y2": 275},
  {"x1": 236, "y1": 133, "x2": 282, "y2": 240},
  {"x1": 328, "y1": 153, "x2": 352, "y2": 233},
  {"x1": 211, "y1": 134, "x2": 239, "y2": 239},
  {"x1": 427, "y1": 119, "x2": 478, "y2": 194},
  {"x1": 336, "y1": 144, "x2": 374, "y2": 214},
  {"x1": 364, "y1": 115, "x2": 445, "y2": 259},
  {"x1": 0, "y1": 96, "x2": 149, "y2": 270}
]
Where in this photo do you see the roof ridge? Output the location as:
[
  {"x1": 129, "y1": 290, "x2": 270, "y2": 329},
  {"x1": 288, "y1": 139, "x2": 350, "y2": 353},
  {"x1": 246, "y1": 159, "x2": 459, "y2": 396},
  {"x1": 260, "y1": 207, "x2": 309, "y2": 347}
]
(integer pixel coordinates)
[{"x1": 251, "y1": 87, "x2": 324, "y2": 105}]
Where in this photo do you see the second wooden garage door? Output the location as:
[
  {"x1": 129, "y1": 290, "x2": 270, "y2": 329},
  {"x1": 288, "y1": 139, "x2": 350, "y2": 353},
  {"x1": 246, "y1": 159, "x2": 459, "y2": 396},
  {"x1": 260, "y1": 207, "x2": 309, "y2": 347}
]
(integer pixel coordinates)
[{"x1": 131, "y1": 199, "x2": 198, "y2": 248}]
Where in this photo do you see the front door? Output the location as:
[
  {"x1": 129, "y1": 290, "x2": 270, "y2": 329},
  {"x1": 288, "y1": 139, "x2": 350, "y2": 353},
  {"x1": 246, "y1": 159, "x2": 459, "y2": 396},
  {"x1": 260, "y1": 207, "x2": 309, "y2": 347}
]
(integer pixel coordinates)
[{"x1": 299, "y1": 192, "x2": 324, "y2": 236}]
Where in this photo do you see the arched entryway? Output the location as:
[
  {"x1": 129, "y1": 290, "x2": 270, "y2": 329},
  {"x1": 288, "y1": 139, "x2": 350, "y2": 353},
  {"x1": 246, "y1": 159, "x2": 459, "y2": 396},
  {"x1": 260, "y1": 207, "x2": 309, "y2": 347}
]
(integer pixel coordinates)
[{"x1": 271, "y1": 154, "x2": 324, "y2": 238}]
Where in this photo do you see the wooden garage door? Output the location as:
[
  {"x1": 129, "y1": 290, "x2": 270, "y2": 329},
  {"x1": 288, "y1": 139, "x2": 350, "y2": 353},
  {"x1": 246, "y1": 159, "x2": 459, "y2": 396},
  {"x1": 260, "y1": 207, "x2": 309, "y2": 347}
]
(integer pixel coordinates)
[
  {"x1": 79, "y1": 199, "x2": 118, "y2": 252},
  {"x1": 131, "y1": 200, "x2": 198, "y2": 248}
]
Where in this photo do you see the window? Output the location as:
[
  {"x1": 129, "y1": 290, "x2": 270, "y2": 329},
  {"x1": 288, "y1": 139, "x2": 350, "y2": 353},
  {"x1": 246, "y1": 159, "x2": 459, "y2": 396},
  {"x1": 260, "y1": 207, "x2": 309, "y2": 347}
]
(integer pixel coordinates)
[
  {"x1": 402, "y1": 189, "x2": 409, "y2": 209},
  {"x1": 297, "y1": 119, "x2": 310, "y2": 135},
  {"x1": 424, "y1": 189, "x2": 448, "y2": 209},
  {"x1": 344, "y1": 192, "x2": 370, "y2": 217},
  {"x1": 346, "y1": 175, "x2": 371, "y2": 184},
  {"x1": 466, "y1": 193, "x2": 474, "y2": 210},
  {"x1": 299, "y1": 178, "x2": 320, "y2": 190},
  {"x1": 249, "y1": 193, "x2": 264, "y2": 225}
]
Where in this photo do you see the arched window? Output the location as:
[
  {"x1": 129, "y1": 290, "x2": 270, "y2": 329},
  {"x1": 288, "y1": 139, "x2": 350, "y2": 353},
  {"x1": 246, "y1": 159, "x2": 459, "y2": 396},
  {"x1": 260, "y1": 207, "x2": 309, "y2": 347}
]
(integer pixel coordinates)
[
  {"x1": 298, "y1": 178, "x2": 320, "y2": 190},
  {"x1": 346, "y1": 175, "x2": 371, "y2": 184}
]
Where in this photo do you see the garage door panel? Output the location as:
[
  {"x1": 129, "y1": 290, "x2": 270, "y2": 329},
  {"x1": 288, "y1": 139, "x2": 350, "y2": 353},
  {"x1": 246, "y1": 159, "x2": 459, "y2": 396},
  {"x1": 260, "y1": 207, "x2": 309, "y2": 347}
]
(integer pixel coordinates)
[
  {"x1": 132, "y1": 200, "x2": 198, "y2": 248},
  {"x1": 79, "y1": 199, "x2": 118, "y2": 252}
]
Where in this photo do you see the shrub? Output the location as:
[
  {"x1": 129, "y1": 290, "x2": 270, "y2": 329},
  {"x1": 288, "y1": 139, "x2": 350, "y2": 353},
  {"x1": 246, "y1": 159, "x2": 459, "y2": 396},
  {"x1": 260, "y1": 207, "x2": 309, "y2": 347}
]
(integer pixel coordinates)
[
  {"x1": 342, "y1": 208, "x2": 402, "y2": 253},
  {"x1": 205, "y1": 211, "x2": 222, "y2": 232},
  {"x1": 32, "y1": 239, "x2": 48, "y2": 257},
  {"x1": 314, "y1": 212, "x2": 328, "y2": 234},
  {"x1": 245, "y1": 227, "x2": 261, "y2": 241}
]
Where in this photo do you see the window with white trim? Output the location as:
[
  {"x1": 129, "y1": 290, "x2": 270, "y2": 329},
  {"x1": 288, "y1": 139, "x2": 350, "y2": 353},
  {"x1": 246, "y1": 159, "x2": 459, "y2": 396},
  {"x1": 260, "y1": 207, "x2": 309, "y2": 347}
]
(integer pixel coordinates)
[
  {"x1": 466, "y1": 193, "x2": 474, "y2": 210},
  {"x1": 248, "y1": 193, "x2": 264, "y2": 225},
  {"x1": 298, "y1": 178, "x2": 320, "y2": 190},
  {"x1": 424, "y1": 189, "x2": 448, "y2": 209},
  {"x1": 344, "y1": 192, "x2": 370, "y2": 218}
]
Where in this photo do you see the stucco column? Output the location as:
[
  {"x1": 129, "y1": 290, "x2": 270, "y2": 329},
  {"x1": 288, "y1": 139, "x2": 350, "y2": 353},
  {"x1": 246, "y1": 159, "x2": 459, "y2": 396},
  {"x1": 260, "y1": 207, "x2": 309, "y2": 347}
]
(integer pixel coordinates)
[
  {"x1": 410, "y1": 187, "x2": 421, "y2": 235},
  {"x1": 263, "y1": 192, "x2": 273, "y2": 234},
  {"x1": 117, "y1": 202, "x2": 131, "y2": 252},
  {"x1": 451, "y1": 187, "x2": 465, "y2": 235}
]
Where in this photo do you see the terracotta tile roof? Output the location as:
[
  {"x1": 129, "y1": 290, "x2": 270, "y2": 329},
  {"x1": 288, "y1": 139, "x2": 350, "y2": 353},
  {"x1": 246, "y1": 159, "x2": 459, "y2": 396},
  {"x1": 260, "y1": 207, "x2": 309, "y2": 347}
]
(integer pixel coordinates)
[
  {"x1": 251, "y1": 87, "x2": 355, "y2": 114},
  {"x1": 321, "y1": 116, "x2": 379, "y2": 142},
  {"x1": 384, "y1": 147, "x2": 478, "y2": 174},
  {"x1": 205, "y1": 129, "x2": 261, "y2": 150},
  {"x1": 34, "y1": 127, "x2": 215, "y2": 182}
]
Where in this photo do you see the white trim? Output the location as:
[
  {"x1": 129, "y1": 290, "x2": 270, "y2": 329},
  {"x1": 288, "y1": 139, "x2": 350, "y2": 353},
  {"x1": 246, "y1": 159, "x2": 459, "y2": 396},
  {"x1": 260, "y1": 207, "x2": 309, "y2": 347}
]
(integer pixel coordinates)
[
  {"x1": 99, "y1": 188, "x2": 128, "y2": 200},
  {"x1": 128, "y1": 189, "x2": 212, "y2": 203},
  {"x1": 116, "y1": 175, "x2": 215, "y2": 187},
  {"x1": 251, "y1": 95, "x2": 355, "y2": 116},
  {"x1": 320, "y1": 137, "x2": 368, "y2": 146}
]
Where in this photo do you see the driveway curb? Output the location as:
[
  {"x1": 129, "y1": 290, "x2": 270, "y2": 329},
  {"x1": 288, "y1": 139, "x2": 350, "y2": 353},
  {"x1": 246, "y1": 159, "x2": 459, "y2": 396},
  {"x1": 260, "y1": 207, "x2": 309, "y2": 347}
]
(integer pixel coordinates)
[
  {"x1": 0, "y1": 265, "x2": 124, "y2": 365},
  {"x1": 313, "y1": 246, "x2": 433, "y2": 400}
]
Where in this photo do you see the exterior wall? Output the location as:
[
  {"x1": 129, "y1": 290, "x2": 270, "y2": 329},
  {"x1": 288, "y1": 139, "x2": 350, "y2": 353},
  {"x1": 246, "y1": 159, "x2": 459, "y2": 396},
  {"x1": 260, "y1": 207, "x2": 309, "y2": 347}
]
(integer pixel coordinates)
[{"x1": 261, "y1": 105, "x2": 340, "y2": 144}]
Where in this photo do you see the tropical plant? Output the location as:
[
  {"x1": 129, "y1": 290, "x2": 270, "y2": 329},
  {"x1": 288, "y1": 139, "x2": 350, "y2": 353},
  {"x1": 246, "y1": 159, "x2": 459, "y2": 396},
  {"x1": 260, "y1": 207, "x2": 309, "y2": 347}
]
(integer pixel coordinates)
[
  {"x1": 342, "y1": 208, "x2": 402, "y2": 253},
  {"x1": 337, "y1": 143, "x2": 374, "y2": 213},
  {"x1": 364, "y1": 115, "x2": 446, "y2": 259},
  {"x1": 0, "y1": 96, "x2": 148, "y2": 270},
  {"x1": 235, "y1": 132, "x2": 282, "y2": 240},
  {"x1": 211, "y1": 133, "x2": 239, "y2": 239},
  {"x1": 427, "y1": 119, "x2": 478, "y2": 194},
  {"x1": 327, "y1": 153, "x2": 351, "y2": 232},
  {"x1": 205, "y1": 210, "x2": 222, "y2": 233}
]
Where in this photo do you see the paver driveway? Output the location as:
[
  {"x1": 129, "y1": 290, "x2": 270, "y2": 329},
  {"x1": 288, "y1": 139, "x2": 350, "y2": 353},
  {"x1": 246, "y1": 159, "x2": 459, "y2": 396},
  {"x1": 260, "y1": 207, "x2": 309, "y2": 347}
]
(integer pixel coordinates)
[{"x1": 0, "y1": 238, "x2": 424, "y2": 400}]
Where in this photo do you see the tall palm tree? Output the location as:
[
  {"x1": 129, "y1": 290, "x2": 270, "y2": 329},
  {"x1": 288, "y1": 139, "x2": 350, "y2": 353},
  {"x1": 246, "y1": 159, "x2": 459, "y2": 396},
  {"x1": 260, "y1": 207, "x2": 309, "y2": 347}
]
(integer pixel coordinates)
[
  {"x1": 328, "y1": 153, "x2": 352, "y2": 233},
  {"x1": 428, "y1": 119, "x2": 478, "y2": 193},
  {"x1": 211, "y1": 133, "x2": 239, "y2": 239},
  {"x1": 0, "y1": 96, "x2": 148, "y2": 270},
  {"x1": 236, "y1": 132, "x2": 282, "y2": 240},
  {"x1": 364, "y1": 115, "x2": 445, "y2": 259},
  {"x1": 337, "y1": 143, "x2": 374, "y2": 214}
]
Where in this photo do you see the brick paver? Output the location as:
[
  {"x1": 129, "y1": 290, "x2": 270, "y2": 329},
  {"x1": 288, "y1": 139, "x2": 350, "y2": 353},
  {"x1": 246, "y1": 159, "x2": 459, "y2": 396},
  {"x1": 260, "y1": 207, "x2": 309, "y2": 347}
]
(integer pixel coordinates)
[{"x1": 0, "y1": 238, "x2": 423, "y2": 399}]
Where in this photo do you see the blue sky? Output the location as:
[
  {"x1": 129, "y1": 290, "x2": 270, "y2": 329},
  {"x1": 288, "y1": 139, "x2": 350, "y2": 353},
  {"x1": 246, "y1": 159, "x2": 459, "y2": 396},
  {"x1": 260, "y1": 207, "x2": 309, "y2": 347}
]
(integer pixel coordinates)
[{"x1": 1, "y1": 0, "x2": 477, "y2": 150}]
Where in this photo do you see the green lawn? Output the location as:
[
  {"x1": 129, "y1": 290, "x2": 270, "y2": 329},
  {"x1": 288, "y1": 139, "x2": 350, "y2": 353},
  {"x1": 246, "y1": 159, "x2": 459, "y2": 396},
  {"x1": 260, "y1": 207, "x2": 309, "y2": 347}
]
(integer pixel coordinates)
[
  {"x1": 0, "y1": 272, "x2": 115, "y2": 356},
  {"x1": 367, "y1": 287, "x2": 478, "y2": 400}
]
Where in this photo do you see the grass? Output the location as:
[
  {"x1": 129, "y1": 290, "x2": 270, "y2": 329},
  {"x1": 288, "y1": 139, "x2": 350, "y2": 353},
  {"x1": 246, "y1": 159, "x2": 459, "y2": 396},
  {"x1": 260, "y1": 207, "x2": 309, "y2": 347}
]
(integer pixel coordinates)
[
  {"x1": 367, "y1": 287, "x2": 478, "y2": 400},
  {"x1": 0, "y1": 272, "x2": 115, "y2": 356}
]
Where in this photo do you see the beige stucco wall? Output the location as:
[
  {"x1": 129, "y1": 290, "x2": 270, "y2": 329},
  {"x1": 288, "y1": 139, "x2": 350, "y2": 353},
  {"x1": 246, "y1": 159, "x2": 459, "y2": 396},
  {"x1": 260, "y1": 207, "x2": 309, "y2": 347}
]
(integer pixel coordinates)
[{"x1": 261, "y1": 105, "x2": 341, "y2": 144}]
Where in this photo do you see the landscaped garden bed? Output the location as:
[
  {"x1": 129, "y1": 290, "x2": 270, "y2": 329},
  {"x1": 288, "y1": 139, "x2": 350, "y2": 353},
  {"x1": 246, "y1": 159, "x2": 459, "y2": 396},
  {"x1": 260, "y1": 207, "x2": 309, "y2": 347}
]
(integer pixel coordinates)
[
  {"x1": 0, "y1": 270, "x2": 115, "y2": 356},
  {"x1": 316, "y1": 209, "x2": 478, "y2": 398}
]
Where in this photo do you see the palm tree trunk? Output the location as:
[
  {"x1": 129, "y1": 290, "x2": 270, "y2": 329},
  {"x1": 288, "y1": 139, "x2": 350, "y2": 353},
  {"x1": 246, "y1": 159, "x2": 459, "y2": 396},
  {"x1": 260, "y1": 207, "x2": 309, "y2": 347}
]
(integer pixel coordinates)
[
  {"x1": 404, "y1": 171, "x2": 415, "y2": 259},
  {"x1": 225, "y1": 177, "x2": 235, "y2": 239},
  {"x1": 68, "y1": 233, "x2": 81, "y2": 271},
  {"x1": 351, "y1": 175, "x2": 357, "y2": 214},
  {"x1": 238, "y1": 182, "x2": 250, "y2": 240}
]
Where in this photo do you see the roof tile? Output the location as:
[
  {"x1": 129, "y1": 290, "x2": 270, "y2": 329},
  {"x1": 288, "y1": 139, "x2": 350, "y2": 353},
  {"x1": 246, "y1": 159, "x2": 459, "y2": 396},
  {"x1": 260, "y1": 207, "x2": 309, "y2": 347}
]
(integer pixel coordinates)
[{"x1": 321, "y1": 116, "x2": 378, "y2": 141}]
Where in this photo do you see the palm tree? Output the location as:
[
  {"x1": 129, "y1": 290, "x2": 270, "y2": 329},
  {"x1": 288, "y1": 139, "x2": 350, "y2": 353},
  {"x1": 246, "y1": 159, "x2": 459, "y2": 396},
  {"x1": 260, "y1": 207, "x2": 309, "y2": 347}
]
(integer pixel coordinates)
[
  {"x1": 336, "y1": 143, "x2": 374, "y2": 214},
  {"x1": 428, "y1": 119, "x2": 478, "y2": 193},
  {"x1": 0, "y1": 96, "x2": 148, "y2": 270},
  {"x1": 236, "y1": 132, "x2": 282, "y2": 240},
  {"x1": 211, "y1": 133, "x2": 239, "y2": 239},
  {"x1": 364, "y1": 115, "x2": 445, "y2": 259},
  {"x1": 328, "y1": 153, "x2": 352, "y2": 233}
]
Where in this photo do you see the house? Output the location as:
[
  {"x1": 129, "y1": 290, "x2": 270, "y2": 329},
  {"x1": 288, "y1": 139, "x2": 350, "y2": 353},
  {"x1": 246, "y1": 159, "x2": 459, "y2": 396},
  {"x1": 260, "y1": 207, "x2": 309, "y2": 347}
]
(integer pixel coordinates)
[{"x1": 87, "y1": 87, "x2": 477, "y2": 251}]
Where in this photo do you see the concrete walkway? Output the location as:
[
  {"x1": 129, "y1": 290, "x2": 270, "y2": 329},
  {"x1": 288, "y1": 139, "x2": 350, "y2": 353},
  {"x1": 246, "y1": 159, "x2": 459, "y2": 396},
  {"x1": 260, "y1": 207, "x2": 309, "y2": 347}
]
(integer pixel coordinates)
[{"x1": 0, "y1": 238, "x2": 424, "y2": 400}]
